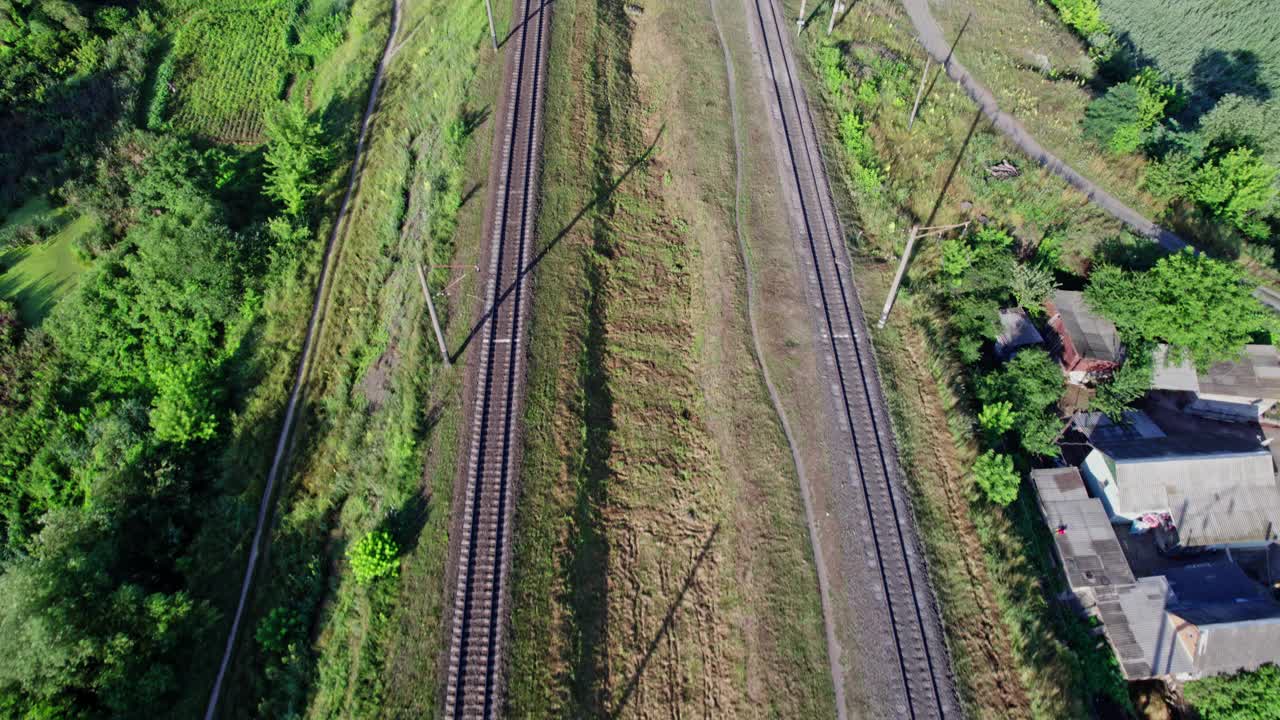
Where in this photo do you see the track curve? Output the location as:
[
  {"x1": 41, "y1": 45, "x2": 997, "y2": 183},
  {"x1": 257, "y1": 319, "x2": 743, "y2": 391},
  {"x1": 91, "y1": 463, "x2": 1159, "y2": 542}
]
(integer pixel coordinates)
[
  {"x1": 441, "y1": 0, "x2": 550, "y2": 716},
  {"x1": 746, "y1": 0, "x2": 959, "y2": 716}
]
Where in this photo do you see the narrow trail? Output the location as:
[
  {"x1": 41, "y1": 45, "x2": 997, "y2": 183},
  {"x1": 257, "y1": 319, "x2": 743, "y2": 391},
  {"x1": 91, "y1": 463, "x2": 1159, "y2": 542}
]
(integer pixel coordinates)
[
  {"x1": 203, "y1": 1, "x2": 402, "y2": 717},
  {"x1": 897, "y1": 0, "x2": 1186, "y2": 252},
  {"x1": 708, "y1": 0, "x2": 849, "y2": 716}
]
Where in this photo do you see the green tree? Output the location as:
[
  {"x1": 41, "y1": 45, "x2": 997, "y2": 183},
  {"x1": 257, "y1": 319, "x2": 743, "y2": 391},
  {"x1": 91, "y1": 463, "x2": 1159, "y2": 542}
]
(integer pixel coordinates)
[
  {"x1": 1085, "y1": 251, "x2": 1273, "y2": 369},
  {"x1": 1008, "y1": 258, "x2": 1057, "y2": 313},
  {"x1": 973, "y1": 451, "x2": 1020, "y2": 505},
  {"x1": 978, "y1": 349, "x2": 1065, "y2": 457},
  {"x1": 1091, "y1": 347, "x2": 1154, "y2": 421},
  {"x1": 1185, "y1": 664, "x2": 1280, "y2": 720},
  {"x1": 263, "y1": 102, "x2": 331, "y2": 216},
  {"x1": 978, "y1": 401, "x2": 1015, "y2": 438},
  {"x1": 347, "y1": 530, "x2": 400, "y2": 585},
  {"x1": 1192, "y1": 147, "x2": 1278, "y2": 239},
  {"x1": 1084, "y1": 84, "x2": 1143, "y2": 154}
]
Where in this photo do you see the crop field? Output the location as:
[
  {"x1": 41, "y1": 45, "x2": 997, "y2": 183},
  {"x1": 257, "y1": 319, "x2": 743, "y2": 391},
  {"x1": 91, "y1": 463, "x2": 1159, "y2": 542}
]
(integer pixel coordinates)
[
  {"x1": 1098, "y1": 0, "x2": 1280, "y2": 116},
  {"x1": 163, "y1": 3, "x2": 299, "y2": 142}
]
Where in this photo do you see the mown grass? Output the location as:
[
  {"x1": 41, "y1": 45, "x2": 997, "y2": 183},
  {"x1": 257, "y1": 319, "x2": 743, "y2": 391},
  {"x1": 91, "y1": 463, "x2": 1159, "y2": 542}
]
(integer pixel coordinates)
[
  {"x1": 0, "y1": 212, "x2": 95, "y2": 326},
  {"x1": 506, "y1": 0, "x2": 833, "y2": 716}
]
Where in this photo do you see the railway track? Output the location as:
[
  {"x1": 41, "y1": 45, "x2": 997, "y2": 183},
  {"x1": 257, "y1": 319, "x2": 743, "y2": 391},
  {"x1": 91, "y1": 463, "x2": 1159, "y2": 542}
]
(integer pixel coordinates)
[
  {"x1": 747, "y1": 0, "x2": 957, "y2": 716},
  {"x1": 442, "y1": 0, "x2": 549, "y2": 716}
]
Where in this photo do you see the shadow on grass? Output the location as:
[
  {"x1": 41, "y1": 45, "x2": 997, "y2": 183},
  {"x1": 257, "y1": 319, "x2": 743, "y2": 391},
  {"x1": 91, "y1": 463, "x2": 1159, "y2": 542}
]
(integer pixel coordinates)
[
  {"x1": 920, "y1": 12, "x2": 972, "y2": 118},
  {"x1": 608, "y1": 523, "x2": 720, "y2": 719},
  {"x1": 450, "y1": 125, "x2": 663, "y2": 363}
]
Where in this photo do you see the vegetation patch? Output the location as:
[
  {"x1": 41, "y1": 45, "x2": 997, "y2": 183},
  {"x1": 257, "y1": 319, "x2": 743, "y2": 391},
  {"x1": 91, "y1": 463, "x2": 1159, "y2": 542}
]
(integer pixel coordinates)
[{"x1": 0, "y1": 211, "x2": 94, "y2": 326}]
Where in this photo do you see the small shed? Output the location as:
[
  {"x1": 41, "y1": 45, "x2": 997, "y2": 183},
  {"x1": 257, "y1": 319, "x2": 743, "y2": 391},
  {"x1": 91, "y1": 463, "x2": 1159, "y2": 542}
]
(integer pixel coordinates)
[
  {"x1": 995, "y1": 307, "x2": 1044, "y2": 360},
  {"x1": 1044, "y1": 290, "x2": 1122, "y2": 383}
]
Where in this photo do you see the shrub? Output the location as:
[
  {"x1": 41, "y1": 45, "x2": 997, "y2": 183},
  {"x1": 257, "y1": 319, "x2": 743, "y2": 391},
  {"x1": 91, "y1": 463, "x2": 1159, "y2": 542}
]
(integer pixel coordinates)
[
  {"x1": 1185, "y1": 663, "x2": 1280, "y2": 720},
  {"x1": 347, "y1": 530, "x2": 400, "y2": 585},
  {"x1": 1048, "y1": 0, "x2": 1108, "y2": 38},
  {"x1": 973, "y1": 451, "x2": 1020, "y2": 505},
  {"x1": 978, "y1": 401, "x2": 1015, "y2": 438},
  {"x1": 1192, "y1": 147, "x2": 1278, "y2": 239},
  {"x1": 1084, "y1": 84, "x2": 1142, "y2": 154},
  {"x1": 255, "y1": 606, "x2": 302, "y2": 656}
]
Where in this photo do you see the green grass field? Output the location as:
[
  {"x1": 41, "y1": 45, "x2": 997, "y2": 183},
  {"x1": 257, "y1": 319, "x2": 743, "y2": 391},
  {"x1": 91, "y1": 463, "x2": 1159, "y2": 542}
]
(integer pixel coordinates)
[{"x1": 0, "y1": 211, "x2": 95, "y2": 326}]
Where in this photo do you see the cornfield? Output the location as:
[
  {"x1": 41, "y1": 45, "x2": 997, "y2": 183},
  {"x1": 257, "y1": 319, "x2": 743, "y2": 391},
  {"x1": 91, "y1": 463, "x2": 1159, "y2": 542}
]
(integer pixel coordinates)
[
  {"x1": 1098, "y1": 0, "x2": 1280, "y2": 114},
  {"x1": 165, "y1": 1, "x2": 303, "y2": 143}
]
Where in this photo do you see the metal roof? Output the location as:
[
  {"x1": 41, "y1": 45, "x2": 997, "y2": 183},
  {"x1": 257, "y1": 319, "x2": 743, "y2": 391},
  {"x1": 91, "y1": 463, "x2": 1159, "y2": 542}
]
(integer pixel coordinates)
[
  {"x1": 1105, "y1": 577, "x2": 1196, "y2": 678},
  {"x1": 1164, "y1": 562, "x2": 1280, "y2": 676},
  {"x1": 1151, "y1": 345, "x2": 1200, "y2": 393},
  {"x1": 996, "y1": 307, "x2": 1044, "y2": 358},
  {"x1": 1073, "y1": 410, "x2": 1166, "y2": 445},
  {"x1": 1168, "y1": 484, "x2": 1280, "y2": 546},
  {"x1": 1033, "y1": 468, "x2": 1135, "y2": 591},
  {"x1": 1051, "y1": 290, "x2": 1122, "y2": 363},
  {"x1": 1199, "y1": 345, "x2": 1280, "y2": 401}
]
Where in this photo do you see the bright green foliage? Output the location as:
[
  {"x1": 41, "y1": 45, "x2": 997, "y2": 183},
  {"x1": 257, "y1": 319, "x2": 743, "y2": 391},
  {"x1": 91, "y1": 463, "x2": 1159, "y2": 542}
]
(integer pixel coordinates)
[
  {"x1": 1199, "y1": 95, "x2": 1280, "y2": 165},
  {"x1": 978, "y1": 400, "x2": 1016, "y2": 437},
  {"x1": 1185, "y1": 664, "x2": 1280, "y2": 720},
  {"x1": 1084, "y1": 84, "x2": 1144, "y2": 154},
  {"x1": 978, "y1": 349, "x2": 1066, "y2": 457},
  {"x1": 973, "y1": 451, "x2": 1020, "y2": 505},
  {"x1": 1132, "y1": 68, "x2": 1181, "y2": 128},
  {"x1": 149, "y1": 360, "x2": 217, "y2": 444},
  {"x1": 1034, "y1": 234, "x2": 1065, "y2": 271},
  {"x1": 1049, "y1": 0, "x2": 1108, "y2": 37},
  {"x1": 264, "y1": 102, "x2": 331, "y2": 216},
  {"x1": 839, "y1": 113, "x2": 869, "y2": 158},
  {"x1": 815, "y1": 43, "x2": 845, "y2": 95},
  {"x1": 1085, "y1": 250, "x2": 1272, "y2": 369},
  {"x1": 347, "y1": 530, "x2": 400, "y2": 585},
  {"x1": 1009, "y1": 260, "x2": 1057, "y2": 313},
  {"x1": 940, "y1": 238, "x2": 971, "y2": 283},
  {"x1": 1091, "y1": 347, "x2": 1153, "y2": 421},
  {"x1": 167, "y1": 3, "x2": 298, "y2": 141},
  {"x1": 1192, "y1": 147, "x2": 1278, "y2": 239}
]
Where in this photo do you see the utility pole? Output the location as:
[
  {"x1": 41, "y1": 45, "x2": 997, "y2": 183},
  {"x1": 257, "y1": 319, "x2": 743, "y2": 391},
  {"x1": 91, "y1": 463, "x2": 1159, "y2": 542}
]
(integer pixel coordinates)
[
  {"x1": 416, "y1": 263, "x2": 452, "y2": 368},
  {"x1": 826, "y1": 0, "x2": 844, "y2": 35},
  {"x1": 877, "y1": 221, "x2": 970, "y2": 328},
  {"x1": 907, "y1": 55, "x2": 931, "y2": 131},
  {"x1": 484, "y1": 0, "x2": 498, "y2": 50},
  {"x1": 797, "y1": 0, "x2": 806, "y2": 33}
]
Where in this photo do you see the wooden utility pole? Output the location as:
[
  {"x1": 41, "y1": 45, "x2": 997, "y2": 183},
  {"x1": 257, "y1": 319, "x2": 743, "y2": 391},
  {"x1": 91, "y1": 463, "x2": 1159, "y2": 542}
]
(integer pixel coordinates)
[
  {"x1": 877, "y1": 221, "x2": 970, "y2": 328},
  {"x1": 484, "y1": 0, "x2": 498, "y2": 50},
  {"x1": 416, "y1": 263, "x2": 452, "y2": 367},
  {"x1": 797, "y1": 0, "x2": 806, "y2": 33},
  {"x1": 907, "y1": 55, "x2": 930, "y2": 131}
]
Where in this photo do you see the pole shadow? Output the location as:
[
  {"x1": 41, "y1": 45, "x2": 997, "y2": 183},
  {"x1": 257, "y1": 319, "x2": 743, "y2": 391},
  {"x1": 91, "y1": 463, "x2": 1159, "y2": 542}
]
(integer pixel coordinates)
[
  {"x1": 449, "y1": 125, "x2": 664, "y2": 364},
  {"x1": 920, "y1": 12, "x2": 972, "y2": 118},
  {"x1": 922, "y1": 106, "x2": 984, "y2": 229},
  {"x1": 608, "y1": 523, "x2": 720, "y2": 719},
  {"x1": 499, "y1": 0, "x2": 557, "y2": 50}
]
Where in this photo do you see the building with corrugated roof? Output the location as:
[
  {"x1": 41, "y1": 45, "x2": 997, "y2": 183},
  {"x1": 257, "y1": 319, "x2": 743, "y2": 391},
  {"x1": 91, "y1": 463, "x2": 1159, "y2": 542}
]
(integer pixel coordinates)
[
  {"x1": 1073, "y1": 417, "x2": 1280, "y2": 548},
  {"x1": 1043, "y1": 290, "x2": 1123, "y2": 383},
  {"x1": 1033, "y1": 468, "x2": 1280, "y2": 681},
  {"x1": 1152, "y1": 344, "x2": 1280, "y2": 423},
  {"x1": 995, "y1": 307, "x2": 1044, "y2": 361}
]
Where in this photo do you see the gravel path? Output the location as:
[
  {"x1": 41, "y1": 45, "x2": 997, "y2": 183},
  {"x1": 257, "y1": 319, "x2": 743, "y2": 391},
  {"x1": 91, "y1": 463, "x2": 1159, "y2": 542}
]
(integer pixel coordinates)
[
  {"x1": 708, "y1": 0, "x2": 849, "y2": 715},
  {"x1": 898, "y1": 0, "x2": 1186, "y2": 251}
]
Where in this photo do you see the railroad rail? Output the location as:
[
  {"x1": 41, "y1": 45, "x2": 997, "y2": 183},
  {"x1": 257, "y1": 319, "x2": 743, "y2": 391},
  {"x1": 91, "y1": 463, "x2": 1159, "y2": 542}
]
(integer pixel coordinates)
[
  {"x1": 442, "y1": 0, "x2": 549, "y2": 715},
  {"x1": 748, "y1": 0, "x2": 957, "y2": 716}
]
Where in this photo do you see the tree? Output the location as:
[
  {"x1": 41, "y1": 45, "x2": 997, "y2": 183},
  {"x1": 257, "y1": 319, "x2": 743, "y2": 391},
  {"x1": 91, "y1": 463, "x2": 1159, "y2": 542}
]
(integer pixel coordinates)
[
  {"x1": 1084, "y1": 84, "x2": 1143, "y2": 154},
  {"x1": 1091, "y1": 347, "x2": 1154, "y2": 421},
  {"x1": 263, "y1": 102, "x2": 331, "y2": 217},
  {"x1": 978, "y1": 349, "x2": 1065, "y2": 457},
  {"x1": 1008, "y1": 258, "x2": 1057, "y2": 314},
  {"x1": 978, "y1": 401, "x2": 1015, "y2": 438},
  {"x1": 1085, "y1": 251, "x2": 1273, "y2": 370},
  {"x1": 973, "y1": 451, "x2": 1020, "y2": 505},
  {"x1": 1185, "y1": 664, "x2": 1280, "y2": 720},
  {"x1": 1192, "y1": 147, "x2": 1278, "y2": 239},
  {"x1": 347, "y1": 530, "x2": 400, "y2": 585}
]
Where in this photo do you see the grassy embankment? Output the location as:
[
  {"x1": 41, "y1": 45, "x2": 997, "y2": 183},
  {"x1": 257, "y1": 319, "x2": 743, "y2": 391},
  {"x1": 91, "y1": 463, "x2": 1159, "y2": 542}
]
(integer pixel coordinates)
[
  {"x1": 0, "y1": 201, "x2": 96, "y2": 325},
  {"x1": 505, "y1": 0, "x2": 834, "y2": 716},
  {"x1": 176, "y1": 0, "x2": 499, "y2": 716},
  {"x1": 789, "y1": 0, "x2": 1136, "y2": 717},
  {"x1": 927, "y1": 0, "x2": 1163, "y2": 219}
]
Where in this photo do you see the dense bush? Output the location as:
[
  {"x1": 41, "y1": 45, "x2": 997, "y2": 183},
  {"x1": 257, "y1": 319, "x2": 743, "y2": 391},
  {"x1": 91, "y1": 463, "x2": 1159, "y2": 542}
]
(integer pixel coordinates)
[
  {"x1": 347, "y1": 530, "x2": 400, "y2": 585},
  {"x1": 1185, "y1": 664, "x2": 1280, "y2": 720},
  {"x1": 973, "y1": 451, "x2": 1020, "y2": 505},
  {"x1": 977, "y1": 349, "x2": 1066, "y2": 458},
  {"x1": 1085, "y1": 250, "x2": 1273, "y2": 369}
]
